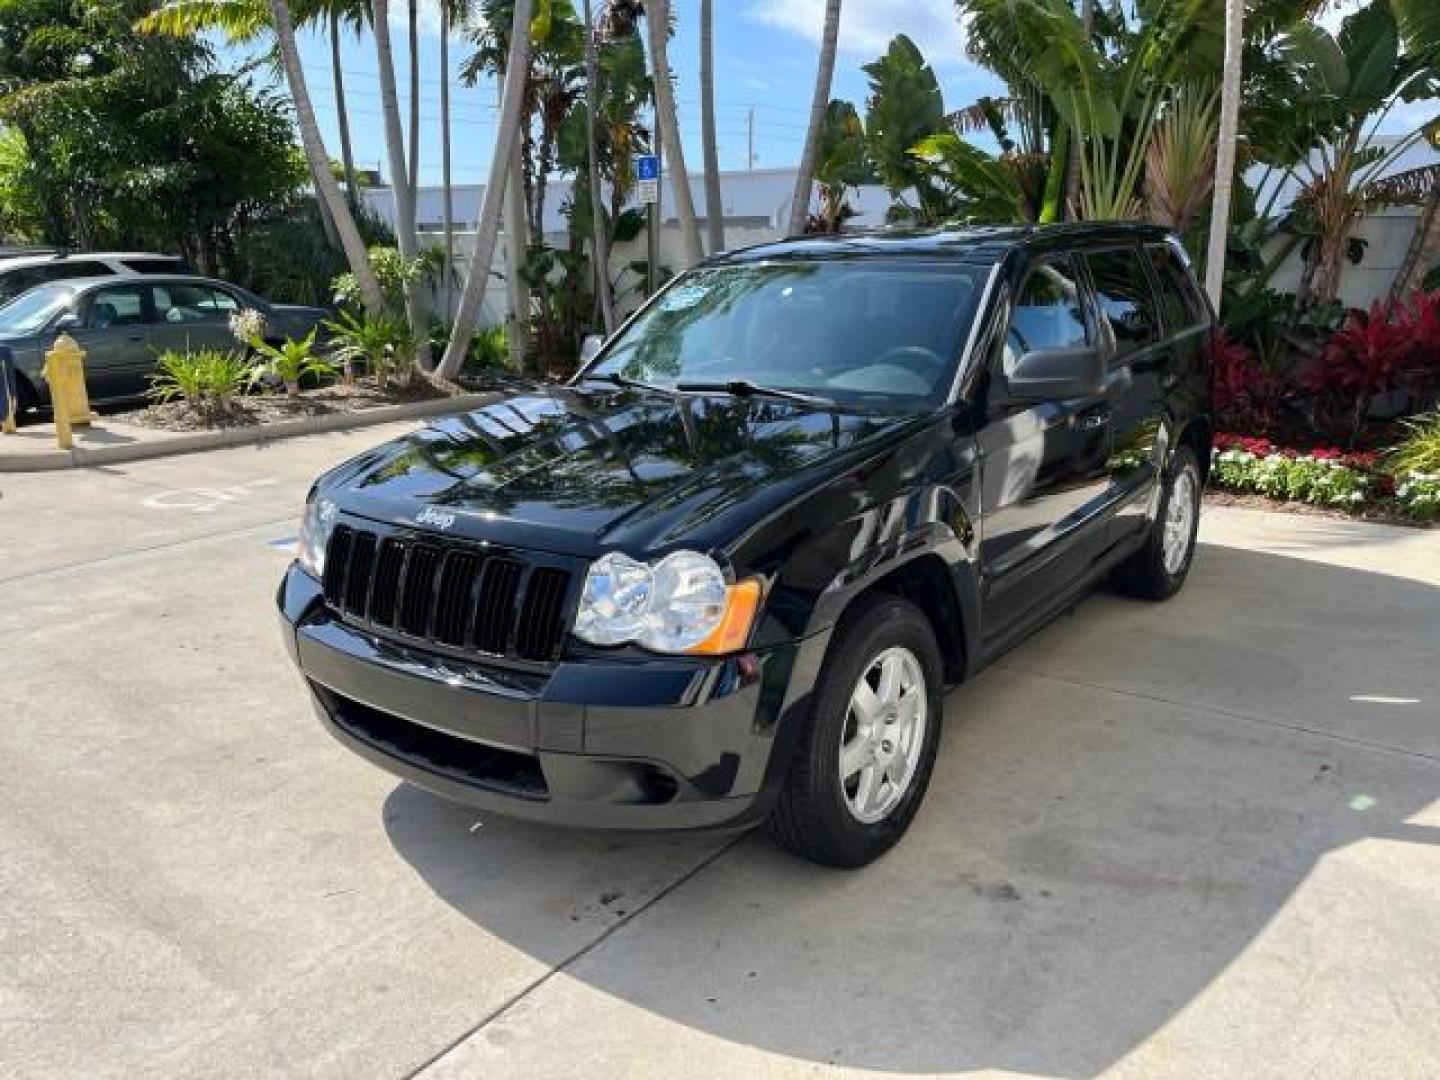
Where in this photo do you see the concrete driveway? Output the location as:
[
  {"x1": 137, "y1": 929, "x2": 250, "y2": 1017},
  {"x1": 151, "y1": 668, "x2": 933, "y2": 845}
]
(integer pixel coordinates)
[{"x1": 2, "y1": 426, "x2": 1437, "y2": 1079}]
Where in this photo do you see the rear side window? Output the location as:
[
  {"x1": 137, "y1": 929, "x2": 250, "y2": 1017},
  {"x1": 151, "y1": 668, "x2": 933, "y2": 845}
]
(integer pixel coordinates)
[
  {"x1": 153, "y1": 283, "x2": 237, "y2": 323},
  {"x1": 45, "y1": 261, "x2": 112, "y2": 282},
  {"x1": 1146, "y1": 244, "x2": 1207, "y2": 332},
  {"x1": 1003, "y1": 256, "x2": 1088, "y2": 375},
  {"x1": 1084, "y1": 248, "x2": 1160, "y2": 359}
]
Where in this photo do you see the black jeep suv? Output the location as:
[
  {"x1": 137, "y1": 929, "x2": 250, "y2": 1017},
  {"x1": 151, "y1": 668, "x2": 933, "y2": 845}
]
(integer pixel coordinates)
[{"x1": 278, "y1": 224, "x2": 1213, "y2": 867}]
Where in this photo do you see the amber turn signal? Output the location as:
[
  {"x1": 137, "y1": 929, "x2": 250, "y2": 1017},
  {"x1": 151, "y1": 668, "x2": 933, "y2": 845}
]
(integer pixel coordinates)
[{"x1": 686, "y1": 578, "x2": 764, "y2": 656}]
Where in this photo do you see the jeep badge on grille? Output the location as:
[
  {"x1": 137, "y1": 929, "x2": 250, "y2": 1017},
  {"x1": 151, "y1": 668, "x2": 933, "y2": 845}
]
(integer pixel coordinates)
[{"x1": 415, "y1": 506, "x2": 456, "y2": 530}]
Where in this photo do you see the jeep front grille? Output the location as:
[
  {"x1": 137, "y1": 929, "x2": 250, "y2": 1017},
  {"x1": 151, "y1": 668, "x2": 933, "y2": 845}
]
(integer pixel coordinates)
[{"x1": 321, "y1": 525, "x2": 576, "y2": 663}]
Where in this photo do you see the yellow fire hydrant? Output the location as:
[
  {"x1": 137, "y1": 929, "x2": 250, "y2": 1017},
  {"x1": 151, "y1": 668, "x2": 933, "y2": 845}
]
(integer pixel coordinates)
[{"x1": 41, "y1": 333, "x2": 94, "y2": 449}]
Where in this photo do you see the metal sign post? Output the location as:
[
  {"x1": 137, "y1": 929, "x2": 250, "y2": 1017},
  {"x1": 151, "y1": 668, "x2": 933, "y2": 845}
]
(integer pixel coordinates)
[{"x1": 637, "y1": 148, "x2": 661, "y2": 296}]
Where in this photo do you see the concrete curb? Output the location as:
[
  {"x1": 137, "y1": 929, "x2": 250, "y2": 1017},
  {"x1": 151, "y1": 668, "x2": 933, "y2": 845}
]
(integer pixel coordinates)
[{"x1": 0, "y1": 392, "x2": 499, "y2": 472}]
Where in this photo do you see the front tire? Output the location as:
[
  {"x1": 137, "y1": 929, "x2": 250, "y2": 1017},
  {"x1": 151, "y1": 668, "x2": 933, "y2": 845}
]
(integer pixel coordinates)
[
  {"x1": 767, "y1": 595, "x2": 943, "y2": 868},
  {"x1": 1111, "y1": 445, "x2": 1202, "y2": 600}
]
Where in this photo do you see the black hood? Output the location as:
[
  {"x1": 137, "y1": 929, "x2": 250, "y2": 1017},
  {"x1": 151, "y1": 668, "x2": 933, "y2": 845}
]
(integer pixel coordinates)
[{"x1": 324, "y1": 388, "x2": 920, "y2": 558}]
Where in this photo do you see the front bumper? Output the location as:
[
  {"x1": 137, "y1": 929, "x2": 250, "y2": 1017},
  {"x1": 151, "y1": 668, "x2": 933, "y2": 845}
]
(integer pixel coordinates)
[{"x1": 278, "y1": 564, "x2": 826, "y2": 831}]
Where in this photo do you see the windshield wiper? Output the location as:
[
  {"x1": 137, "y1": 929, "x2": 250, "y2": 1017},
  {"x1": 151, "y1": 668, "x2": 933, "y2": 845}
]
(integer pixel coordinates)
[
  {"x1": 577, "y1": 371, "x2": 678, "y2": 398},
  {"x1": 674, "y1": 380, "x2": 836, "y2": 408}
]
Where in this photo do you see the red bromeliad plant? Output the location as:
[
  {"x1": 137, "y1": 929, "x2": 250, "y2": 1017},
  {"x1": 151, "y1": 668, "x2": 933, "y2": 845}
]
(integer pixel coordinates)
[
  {"x1": 1210, "y1": 331, "x2": 1292, "y2": 432},
  {"x1": 1301, "y1": 291, "x2": 1440, "y2": 441}
]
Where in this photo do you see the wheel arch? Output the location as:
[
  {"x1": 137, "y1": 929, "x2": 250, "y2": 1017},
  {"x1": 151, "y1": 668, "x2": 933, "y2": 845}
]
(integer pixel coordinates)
[{"x1": 846, "y1": 553, "x2": 972, "y2": 686}]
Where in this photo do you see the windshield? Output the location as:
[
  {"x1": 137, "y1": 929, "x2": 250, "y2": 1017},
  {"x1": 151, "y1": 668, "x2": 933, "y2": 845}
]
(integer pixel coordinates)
[
  {"x1": 587, "y1": 260, "x2": 989, "y2": 410},
  {"x1": 0, "y1": 285, "x2": 72, "y2": 335}
]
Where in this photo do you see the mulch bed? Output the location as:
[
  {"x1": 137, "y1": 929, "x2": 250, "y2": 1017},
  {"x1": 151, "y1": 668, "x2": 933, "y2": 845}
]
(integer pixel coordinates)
[
  {"x1": 113, "y1": 379, "x2": 454, "y2": 433},
  {"x1": 1204, "y1": 489, "x2": 1431, "y2": 529}
]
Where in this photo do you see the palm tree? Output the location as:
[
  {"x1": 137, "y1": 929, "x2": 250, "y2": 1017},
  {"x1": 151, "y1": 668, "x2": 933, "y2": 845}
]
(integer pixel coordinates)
[
  {"x1": 643, "y1": 0, "x2": 703, "y2": 268},
  {"x1": 584, "y1": 0, "x2": 618, "y2": 332},
  {"x1": 1390, "y1": 0, "x2": 1440, "y2": 296},
  {"x1": 787, "y1": 0, "x2": 843, "y2": 236},
  {"x1": 438, "y1": 0, "x2": 536, "y2": 379},
  {"x1": 440, "y1": 0, "x2": 455, "y2": 318},
  {"x1": 408, "y1": 0, "x2": 421, "y2": 191},
  {"x1": 371, "y1": 0, "x2": 431, "y2": 368},
  {"x1": 271, "y1": 1, "x2": 385, "y2": 312},
  {"x1": 1204, "y1": 0, "x2": 1244, "y2": 307},
  {"x1": 328, "y1": 11, "x2": 361, "y2": 213},
  {"x1": 140, "y1": 0, "x2": 384, "y2": 311},
  {"x1": 699, "y1": 0, "x2": 724, "y2": 253}
]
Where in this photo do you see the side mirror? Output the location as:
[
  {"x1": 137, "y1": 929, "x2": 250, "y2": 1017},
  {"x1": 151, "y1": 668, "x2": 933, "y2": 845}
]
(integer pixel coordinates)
[
  {"x1": 580, "y1": 333, "x2": 605, "y2": 365},
  {"x1": 52, "y1": 311, "x2": 81, "y2": 333},
  {"x1": 1008, "y1": 345, "x2": 1105, "y2": 401}
]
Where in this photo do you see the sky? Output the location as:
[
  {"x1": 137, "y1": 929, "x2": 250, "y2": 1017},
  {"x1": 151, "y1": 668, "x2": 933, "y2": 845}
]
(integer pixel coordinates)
[
  {"x1": 223, "y1": 0, "x2": 1425, "y2": 192},
  {"x1": 225, "y1": 0, "x2": 1007, "y2": 189}
]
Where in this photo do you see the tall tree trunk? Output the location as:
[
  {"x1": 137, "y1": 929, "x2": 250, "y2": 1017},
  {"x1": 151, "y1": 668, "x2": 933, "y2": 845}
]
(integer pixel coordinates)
[
  {"x1": 645, "y1": 0, "x2": 703, "y2": 268},
  {"x1": 583, "y1": 0, "x2": 616, "y2": 333},
  {"x1": 700, "y1": 0, "x2": 725, "y2": 253},
  {"x1": 441, "y1": 2, "x2": 454, "y2": 322},
  {"x1": 331, "y1": 16, "x2": 361, "y2": 214},
  {"x1": 1391, "y1": 181, "x2": 1440, "y2": 300},
  {"x1": 505, "y1": 143, "x2": 532, "y2": 370},
  {"x1": 1062, "y1": 0, "x2": 1095, "y2": 219},
  {"x1": 786, "y1": 0, "x2": 842, "y2": 237},
  {"x1": 439, "y1": 0, "x2": 535, "y2": 380},
  {"x1": 408, "y1": 0, "x2": 421, "y2": 192},
  {"x1": 372, "y1": 0, "x2": 431, "y2": 370},
  {"x1": 269, "y1": 0, "x2": 383, "y2": 314},
  {"x1": 1204, "y1": 0, "x2": 1244, "y2": 309}
]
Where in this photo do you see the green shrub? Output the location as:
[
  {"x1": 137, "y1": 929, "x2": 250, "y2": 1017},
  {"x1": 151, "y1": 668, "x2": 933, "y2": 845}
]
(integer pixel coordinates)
[
  {"x1": 149, "y1": 349, "x2": 208, "y2": 408},
  {"x1": 148, "y1": 348, "x2": 260, "y2": 419},
  {"x1": 250, "y1": 330, "x2": 335, "y2": 396},
  {"x1": 467, "y1": 324, "x2": 509, "y2": 371},
  {"x1": 324, "y1": 309, "x2": 414, "y2": 387},
  {"x1": 1211, "y1": 447, "x2": 1371, "y2": 508},
  {"x1": 1387, "y1": 413, "x2": 1440, "y2": 477}
]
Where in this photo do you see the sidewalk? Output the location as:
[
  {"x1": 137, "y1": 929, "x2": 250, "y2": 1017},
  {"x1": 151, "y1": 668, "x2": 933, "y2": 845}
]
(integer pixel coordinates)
[{"x1": 0, "y1": 392, "x2": 496, "y2": 471}]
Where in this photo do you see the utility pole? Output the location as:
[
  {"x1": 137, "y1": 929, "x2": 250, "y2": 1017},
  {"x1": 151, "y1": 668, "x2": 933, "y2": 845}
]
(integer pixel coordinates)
[{"x1": 747, "y1": 109, "x2": 756, "y2": 172}]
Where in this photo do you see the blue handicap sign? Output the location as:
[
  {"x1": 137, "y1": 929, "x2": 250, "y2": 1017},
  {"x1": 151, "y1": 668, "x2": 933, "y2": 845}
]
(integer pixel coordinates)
[{"x1": 636, "y1": 154, "x2": 660, "y2": 182}]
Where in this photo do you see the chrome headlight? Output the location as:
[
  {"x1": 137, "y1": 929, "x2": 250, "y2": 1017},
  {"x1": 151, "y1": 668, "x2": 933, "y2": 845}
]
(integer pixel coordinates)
[
  {"x1": 574, "y1": 551, "x2": 759, "y2": 655},
  {"x1": 297, "y1": 494, "x2": 338, "y2": 579}
]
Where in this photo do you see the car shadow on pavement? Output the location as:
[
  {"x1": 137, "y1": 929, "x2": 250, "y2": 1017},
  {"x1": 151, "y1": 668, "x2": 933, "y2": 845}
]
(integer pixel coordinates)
[{"x1": 383, "y1": 542, "x2": 1440, "y2": 1076}]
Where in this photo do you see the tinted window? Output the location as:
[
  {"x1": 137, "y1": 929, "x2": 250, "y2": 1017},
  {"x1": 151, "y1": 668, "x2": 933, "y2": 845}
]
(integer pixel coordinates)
[
  {"x1": 1084, "y1": 248, "x2": 1160, "y2": 358},
  {"x1": 83, "y1": 285, "x2": 147, "y2": 329},
  {"x1": 122, "y1": 258, "x2": 190, "y2": 275},
  {"x1": 46, "y1": 260, "x2": 111, "y2": 282},
  {"x1": 1147, "y1": 244, "x2": 1207, "y2": 331},
  {"x1": 153, "y1": 283, "x2": 236, "y2": 323},
  {"x1": 1004, "y1": 257, "x2": 1088, "y2": 375}
]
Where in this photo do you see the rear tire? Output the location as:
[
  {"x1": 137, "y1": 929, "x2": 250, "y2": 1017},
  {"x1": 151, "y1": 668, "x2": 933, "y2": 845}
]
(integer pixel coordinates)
[
  {"x1": 767, "y1": 595, "x2": 943, "y2": 869},
  {"x1": 1111, "y1": 445, "x2": 1202, "y2": 600}
]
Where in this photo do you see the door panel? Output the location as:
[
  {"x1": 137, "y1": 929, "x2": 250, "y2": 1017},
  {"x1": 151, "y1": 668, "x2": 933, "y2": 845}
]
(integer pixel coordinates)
[
  {"x1": 69, "y1": 283, "x2": 153, "y2": 401},
  {"x1": 979, "y1": 256, "x2": 1113, "y2": 640},
  {"x1": 1082, "y1": 246, "x2": 1170, "y2": 546}
]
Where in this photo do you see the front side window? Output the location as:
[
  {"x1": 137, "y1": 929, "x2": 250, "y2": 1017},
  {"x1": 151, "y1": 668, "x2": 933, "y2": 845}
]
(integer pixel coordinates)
[
  {"x1": 1003, "y1": 256, "x2": 1088, "y2": 375},
  {"x1": 121, "y1": 258, "x2": 190, "y2": 275},
  {"x1": 1084, "y1": 247, "x2": 1160, "y2": 358},
  {"x1": 588, "y1": 260, "x2": 989, "y2": 410},
  {"x1": 83, "y1": 285, "x2": 147, "y2": 329}
]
